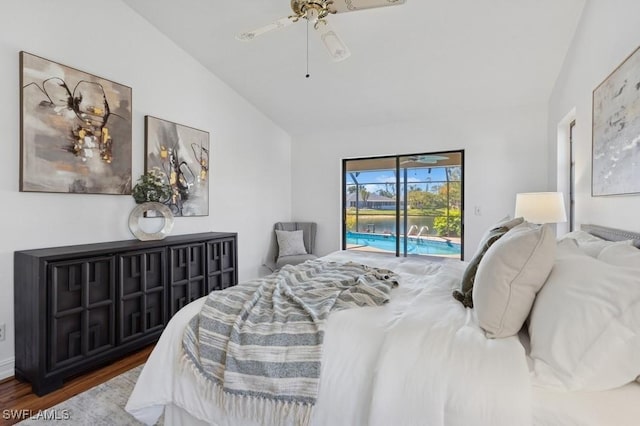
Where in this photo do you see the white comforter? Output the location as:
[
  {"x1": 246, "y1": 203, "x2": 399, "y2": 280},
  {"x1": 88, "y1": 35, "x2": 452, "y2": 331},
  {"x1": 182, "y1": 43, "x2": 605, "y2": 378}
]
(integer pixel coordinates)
[{"x1": 126, "y1": 251, "x2": 532, "y2": 426}]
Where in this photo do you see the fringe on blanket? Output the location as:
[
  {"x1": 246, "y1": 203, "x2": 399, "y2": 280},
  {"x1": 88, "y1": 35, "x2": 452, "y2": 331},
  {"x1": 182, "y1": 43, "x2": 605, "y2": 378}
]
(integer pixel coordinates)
[{"x1": 179, "y1": 353, "x2": 313, "y2": 426}]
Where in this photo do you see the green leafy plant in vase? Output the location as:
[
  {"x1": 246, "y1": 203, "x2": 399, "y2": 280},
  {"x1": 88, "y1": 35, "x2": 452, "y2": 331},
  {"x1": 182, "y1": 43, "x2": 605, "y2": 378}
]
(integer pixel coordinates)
[
  {"x1": 129, "y1": 168, "x2": 175, "y2": 241},
  {"x1": 132, "y1": 167, "x2": 172, "y2": 204}
]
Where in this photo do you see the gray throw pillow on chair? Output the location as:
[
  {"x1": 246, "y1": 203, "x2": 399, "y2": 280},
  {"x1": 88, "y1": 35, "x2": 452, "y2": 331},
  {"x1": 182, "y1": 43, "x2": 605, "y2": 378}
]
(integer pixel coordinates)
[{"x1": 275, "y1": 230, "x2": 308, "y2": 257}]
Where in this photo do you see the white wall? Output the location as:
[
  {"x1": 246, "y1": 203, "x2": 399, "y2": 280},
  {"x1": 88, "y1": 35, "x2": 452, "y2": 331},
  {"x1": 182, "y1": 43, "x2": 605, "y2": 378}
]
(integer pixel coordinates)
[
  {"x1": 548, "y1": 0, "x2": 640, "y2": 233},
  {"x1": 291, "y1": 104, "x2": 549, "y2": 260},
  {"x1": 0, "y1": 0, "x2": 291, "y2": 378}
]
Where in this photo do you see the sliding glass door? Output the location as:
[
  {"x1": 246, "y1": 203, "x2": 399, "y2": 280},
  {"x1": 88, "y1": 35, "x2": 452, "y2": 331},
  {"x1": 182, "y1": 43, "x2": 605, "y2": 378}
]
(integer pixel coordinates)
[{"x1": 342, "y1": 151, "x2": 463, "y2": 259}]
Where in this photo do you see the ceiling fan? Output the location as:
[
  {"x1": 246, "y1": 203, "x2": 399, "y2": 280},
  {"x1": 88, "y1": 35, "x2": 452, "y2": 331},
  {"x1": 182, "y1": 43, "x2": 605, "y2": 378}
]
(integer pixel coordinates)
[
  {"x1": 236, "y1": 0, "x2": 406, "y2": 62},
  {"x1": 401, "y1": 155, "x2": 450, "y2": 165}
]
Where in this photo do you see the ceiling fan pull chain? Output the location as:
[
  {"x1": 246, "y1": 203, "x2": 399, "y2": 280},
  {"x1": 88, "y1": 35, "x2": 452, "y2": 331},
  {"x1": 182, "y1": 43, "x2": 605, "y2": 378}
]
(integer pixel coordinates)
[{"x1": 306, "y1": 16, "x2": 310, "y2": 78}]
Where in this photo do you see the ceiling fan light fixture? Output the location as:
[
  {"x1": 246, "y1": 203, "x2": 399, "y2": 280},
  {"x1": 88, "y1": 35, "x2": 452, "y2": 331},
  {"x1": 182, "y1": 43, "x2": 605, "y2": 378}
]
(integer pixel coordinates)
[{"x1": 316, "y1": 19, "x2": 351, "y2": 62}]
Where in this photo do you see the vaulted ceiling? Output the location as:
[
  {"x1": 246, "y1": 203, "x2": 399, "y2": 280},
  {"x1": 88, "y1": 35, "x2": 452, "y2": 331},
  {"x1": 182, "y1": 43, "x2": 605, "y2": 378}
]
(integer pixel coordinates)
[{"x1": 123, "y1": 0, "x2": 586, "y2": 135}]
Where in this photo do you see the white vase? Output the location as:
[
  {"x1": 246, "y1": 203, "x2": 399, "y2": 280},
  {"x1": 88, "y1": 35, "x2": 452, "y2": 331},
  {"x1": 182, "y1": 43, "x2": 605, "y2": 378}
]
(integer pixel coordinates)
[{"x1": 128, "y1": 202, "x2": 175, "y2": 241}]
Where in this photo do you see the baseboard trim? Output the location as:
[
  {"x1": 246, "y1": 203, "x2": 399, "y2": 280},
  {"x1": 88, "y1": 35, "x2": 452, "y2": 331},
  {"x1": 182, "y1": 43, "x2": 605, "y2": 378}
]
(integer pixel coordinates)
[{"x1": 0, "y1": 357, "x2": 14, "y2": 380}]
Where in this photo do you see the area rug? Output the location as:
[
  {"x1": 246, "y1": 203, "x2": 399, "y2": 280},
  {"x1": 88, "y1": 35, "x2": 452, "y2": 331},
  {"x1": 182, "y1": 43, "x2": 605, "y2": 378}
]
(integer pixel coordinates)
[{"x1": 19, "y1": 365, "x2": 161, "y2": 425}]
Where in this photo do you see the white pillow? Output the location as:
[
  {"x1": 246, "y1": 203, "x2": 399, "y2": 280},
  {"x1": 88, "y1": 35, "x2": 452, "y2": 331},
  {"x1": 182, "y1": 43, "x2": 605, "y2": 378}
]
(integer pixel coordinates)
[
  {"x1": 598, "y1": 243, "x2": 640, "y2": 267},
  {"x1": 529, "y1": 242, "x2": 640, "y2": 391},
  {"x1": 575, "y1": 239, "x2": 634, "y2": 258},
  {"x1": 473, "y1": 222, "x2": 555, "y2": 338},
  {"x1": 556, "y1": 237, "x2": 579, "y2": 250},
  {"x1": 558, "y1": 230, "x2": 604, "y2": 244},
  {"x1": 558, "y1": 230, "x2": 633, "y2": 257},
  {"x1": 275, "y1": 230, "x2": 308, "y2": 257}
]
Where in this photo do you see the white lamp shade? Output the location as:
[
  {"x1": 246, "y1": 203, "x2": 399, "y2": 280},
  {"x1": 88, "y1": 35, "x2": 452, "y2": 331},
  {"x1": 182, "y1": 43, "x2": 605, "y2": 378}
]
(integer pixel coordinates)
[{"x1": 515, "y1": 192, "x2": 567, "y2": 224}]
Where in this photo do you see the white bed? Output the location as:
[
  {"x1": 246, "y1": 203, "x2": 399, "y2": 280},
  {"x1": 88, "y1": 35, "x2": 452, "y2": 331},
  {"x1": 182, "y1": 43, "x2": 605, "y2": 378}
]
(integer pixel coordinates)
[{"x1": 126, "y1": 225, "x2": 640, "y2": 426}]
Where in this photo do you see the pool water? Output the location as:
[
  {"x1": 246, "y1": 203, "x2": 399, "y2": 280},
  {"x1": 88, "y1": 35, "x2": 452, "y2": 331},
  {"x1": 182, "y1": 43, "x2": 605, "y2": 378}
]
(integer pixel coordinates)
[{"x1": 346, "y1": 231, "x2": 461, "y2": 256}]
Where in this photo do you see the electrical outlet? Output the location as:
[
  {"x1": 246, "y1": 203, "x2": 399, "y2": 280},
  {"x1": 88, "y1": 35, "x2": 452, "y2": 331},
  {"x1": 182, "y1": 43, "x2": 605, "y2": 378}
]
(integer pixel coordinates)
[{"x1": 0, "y1": 323, "x2": 5, "y2": 341}]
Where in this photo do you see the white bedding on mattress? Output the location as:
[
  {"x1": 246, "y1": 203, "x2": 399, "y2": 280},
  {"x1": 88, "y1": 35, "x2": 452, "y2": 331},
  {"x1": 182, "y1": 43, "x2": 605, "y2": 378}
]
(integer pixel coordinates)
[
  {"x1": 125, "y1": 250, "x2": 640, "y2": 426},
  {"x1": 519, "y1": 330, "x2": 640, "y2": 426},
  {"x1": 532, "y1": 383, "x2": 640, "y2": 426},
  {"x1": 126, "y1": 251, "x2": 532, "y2": 426}
]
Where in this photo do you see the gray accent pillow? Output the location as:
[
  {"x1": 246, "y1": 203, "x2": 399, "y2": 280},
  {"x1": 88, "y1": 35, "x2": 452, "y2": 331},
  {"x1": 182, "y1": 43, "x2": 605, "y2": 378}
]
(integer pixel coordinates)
[
  {"x1": 453, "y1": 226, "x2": 509, "y2": 308},
  {"x1": 453, "y1": 216, "x2": 524, "y2": 308},
  {"x1": 472, "y1": 216, "x2": 524, "y2": 259},
  {"x1": 275, "y1": 230, "x2": 308, "y2": 257}
]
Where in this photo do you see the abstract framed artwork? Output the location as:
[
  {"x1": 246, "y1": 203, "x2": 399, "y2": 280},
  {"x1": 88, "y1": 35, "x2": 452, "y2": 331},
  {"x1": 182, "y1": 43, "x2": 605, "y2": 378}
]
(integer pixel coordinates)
[
  {"x1": 20, "y1": 51, "x2": 132, "y2": 194},
  {"x1": 592, "y1": 45, "x2": 640, "y2": 196},
  {"x1": 144, "y1": 116, "x2": 209, "y2": 217}
]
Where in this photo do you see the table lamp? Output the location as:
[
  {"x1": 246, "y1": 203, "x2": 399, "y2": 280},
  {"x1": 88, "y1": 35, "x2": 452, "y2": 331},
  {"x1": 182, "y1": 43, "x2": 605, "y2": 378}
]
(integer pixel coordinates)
[{"x1": 514, "y1": 192, "x2": 567, "y2": 224}]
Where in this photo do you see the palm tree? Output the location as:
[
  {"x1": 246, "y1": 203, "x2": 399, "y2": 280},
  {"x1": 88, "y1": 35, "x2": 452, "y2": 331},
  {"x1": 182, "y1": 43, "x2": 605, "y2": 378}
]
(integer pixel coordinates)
[{"x1": 359, "y1": 187, "x2": 370, "y2": 208}]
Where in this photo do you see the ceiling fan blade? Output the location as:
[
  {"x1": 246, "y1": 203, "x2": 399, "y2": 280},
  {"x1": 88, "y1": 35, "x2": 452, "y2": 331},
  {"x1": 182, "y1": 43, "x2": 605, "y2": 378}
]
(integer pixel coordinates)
[
  {"x1": 401, "y1": 155, "x2": 450, "y2": 165},
  {"x1": 236, "y1": 16, "x2": 296, "y2": 41},
  {"x1": 315, "y1": 19, "x2": 351, "y2": 62},
  {"x1": 330, "y1": 0, "x2": 406, "y2": 14}
]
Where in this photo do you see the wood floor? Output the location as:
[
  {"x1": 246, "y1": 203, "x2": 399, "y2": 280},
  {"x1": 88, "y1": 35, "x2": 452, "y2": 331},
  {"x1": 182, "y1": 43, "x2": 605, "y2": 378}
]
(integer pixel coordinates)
[{"x1": 0, "y1": 345, "x2": 154, "y2": 426}]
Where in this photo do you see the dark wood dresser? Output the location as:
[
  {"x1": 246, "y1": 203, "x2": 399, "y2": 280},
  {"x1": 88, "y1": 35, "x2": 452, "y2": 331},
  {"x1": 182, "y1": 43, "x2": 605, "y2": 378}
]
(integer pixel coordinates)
[{"x1": 14, "y1": 232, "x2": 237, "y2": 396}]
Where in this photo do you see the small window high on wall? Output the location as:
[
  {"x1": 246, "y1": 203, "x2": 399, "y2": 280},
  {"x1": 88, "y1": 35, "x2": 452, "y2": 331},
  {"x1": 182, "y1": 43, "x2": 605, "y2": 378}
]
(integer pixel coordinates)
[{"x1": 342, "y1": 151, "x2": 464, "y2": 259}]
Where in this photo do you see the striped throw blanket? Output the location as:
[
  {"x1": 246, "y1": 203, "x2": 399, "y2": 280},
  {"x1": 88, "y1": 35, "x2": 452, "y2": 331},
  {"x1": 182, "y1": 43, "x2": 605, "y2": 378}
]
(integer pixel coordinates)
[{"x1": 182, "y1": 260, "x2": 398, "y2": 425}]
